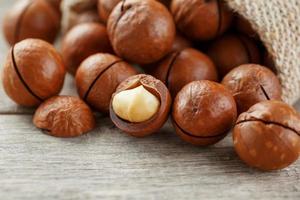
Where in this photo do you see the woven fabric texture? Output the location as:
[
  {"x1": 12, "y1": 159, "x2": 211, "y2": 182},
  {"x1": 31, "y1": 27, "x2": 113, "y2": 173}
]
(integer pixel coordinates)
[
  {"x1": 226, "y1": 0, "x2": 300, "y2": 104},
  {"x1": 61, "y1": 0, "x2": 300, "y2": 104}
]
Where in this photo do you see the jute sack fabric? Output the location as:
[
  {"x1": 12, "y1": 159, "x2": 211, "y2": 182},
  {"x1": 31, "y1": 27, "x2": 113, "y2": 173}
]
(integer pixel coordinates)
[
  {"x1": 61, "y1": 0, "x2": 300, "y2": 104},
  {"x1": 225, "y1": 0, "x2": 300, "y2": 105}
]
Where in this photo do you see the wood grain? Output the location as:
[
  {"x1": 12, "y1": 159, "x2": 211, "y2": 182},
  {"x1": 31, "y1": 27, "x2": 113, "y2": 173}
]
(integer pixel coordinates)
[
  {"x1": 0, "y1": 0, "x2": 300, "y2": 199},
  {"x1": 0, "y1": 115, "x2": 299, "y2": 199}
]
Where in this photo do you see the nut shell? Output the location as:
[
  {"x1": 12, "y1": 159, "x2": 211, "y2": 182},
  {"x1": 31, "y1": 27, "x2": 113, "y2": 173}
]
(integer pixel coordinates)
[
  {"x1": 233, "y1": 100, "x2": 300, "y2": 171},
  {"x1": 61, "y1": 22, "x2": 113, "y2": 75},
  {"x1": 171, "y1": 0, "x2": 233, "y2": 41},
  {"x1": 107, "y1": 0, "x2": 175, "y2": 64},
  {"x1": 2, "y1": 39, "x2": 66, "y2": 107},
  {"x1": 97, "y1": 0, "x2": 121, "y2": 23},
  {"x1": 110, "y1": 74, "x2": 172, "y2": 137},
  {"x1": 172, "y1": 80, "x2": 237, "y2": 146},
  {"x1": 222, "y1": 64, "x2": 282, "y2": 114},
  {"x1": 76, "y1": 53, "x2": 138, "y2": 113},
  {"x1": 152, "y1": 48, "x2": 218, "y2": 97},
  {"x1": 170, "y1": 34, "x2": 193, "y2": 53},
  {"x1": 207, "y1": 34, "x2": 261, "y2": 77},
  {"x1": 3, "y1": 0, "x2": 60, "y2": 45},
  {"x1": 33, "y1": 96, "x2": 95, "y2": 138}
]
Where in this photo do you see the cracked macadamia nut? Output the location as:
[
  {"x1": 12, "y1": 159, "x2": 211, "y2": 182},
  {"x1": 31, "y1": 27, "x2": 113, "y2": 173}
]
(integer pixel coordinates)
[
  {"x1": 233, "y1": 100, "x2": 300, "y2": 171},
  {"x1": 33, "y1": 96, "x2": 95, "y2": 138},
  {"x1": 151, "y1": 48, "x2": 218, "y2": 97},
  {"x1": 75, "y1": 53, "x2": 138, "y2": 113},
  {"x1": 2, "y1": 39, "x2": 66, "y2": 107},
  {"x1": 98, "y1": 0, "x2": 171, "y2": 24},
  {"x1": 3, "y1": 0, "x2": 60, "y2": 45},
  {"x1": 172, "y1": 80, "x2": 237, "y2": 146},
  {"x1": 110, "y1": 74, "x2": 172, "y2": 137},
  {"x1": 171, "y1": 0, "x2": 233, "y2": 41},
  {"x1": 112, "y1": 85, "x2": 160, "y2": 123},
  {"x1": 222, "y1": 64, "x2": 282, "y2": 114},
  {"x1": 61, "y1": 22, "x2": 112, "y2": 75},
  {"x1": 207, "y1": 34, "x2": 261, "y2": 77},
  {"x1": 107, "y1": 0, "x2": 175, "y2": 64}
]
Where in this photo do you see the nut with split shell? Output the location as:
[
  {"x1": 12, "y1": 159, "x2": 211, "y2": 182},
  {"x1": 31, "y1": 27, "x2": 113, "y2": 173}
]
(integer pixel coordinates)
[
  {"x1": 75, "y1": 53, "x2": 138, "y2": 113},
  {"x1": 107, "y1": 0, "x2": 175, "y2": 64},
  {"x1": 151, "y1": 48, "x2": 218, "y2": 97},
  {"x1": 171, "y1": 0, "x2": 233, "y2": 41},
  {"x1": 110, "y1": 74, "x2": 172, "y2": 137},
  {"x1": 2, "y1": 39, "x2": 66, "y2": 107},
  {"x1": 207, "y1": 33, "x2": 261, "y2": 77},
  {"x1": 3, "y1": 0, "x2": 60, "y2": 45},
  {"x1": 222, "y1": 64, "x2": 282, "y2": 114},
  {"x1": 172, "y1": 80, "x2": 237, "y2": 146},
  {"x1": 233, "y1": 100, "x2": 300, "y2": 171}
]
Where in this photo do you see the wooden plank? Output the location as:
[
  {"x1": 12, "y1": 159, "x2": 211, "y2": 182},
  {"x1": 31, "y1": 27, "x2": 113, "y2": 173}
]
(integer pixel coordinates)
[{"x1": 0, "y1": 115, "x2": 299, "y2": 199}]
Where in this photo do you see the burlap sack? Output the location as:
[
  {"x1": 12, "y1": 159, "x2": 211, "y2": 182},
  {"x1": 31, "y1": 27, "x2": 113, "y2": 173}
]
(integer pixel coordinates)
[{"x1": 61, "y1": 0, "x2": 300, "y2": 104}]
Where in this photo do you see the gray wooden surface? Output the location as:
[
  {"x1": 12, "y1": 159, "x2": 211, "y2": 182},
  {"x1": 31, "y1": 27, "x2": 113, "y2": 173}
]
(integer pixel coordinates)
[{"x1": 0, "y1": 1, "x2": 300, "y2": 199}]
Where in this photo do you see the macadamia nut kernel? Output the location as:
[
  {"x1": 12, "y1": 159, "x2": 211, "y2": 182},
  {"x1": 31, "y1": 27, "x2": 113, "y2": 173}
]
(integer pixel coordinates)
[{"x1": 112, "y1": 85, "x2": 160, "y2": 123}]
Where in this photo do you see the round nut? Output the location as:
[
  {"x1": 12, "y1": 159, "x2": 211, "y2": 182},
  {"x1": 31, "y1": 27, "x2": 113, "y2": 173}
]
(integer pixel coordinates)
[
  {"x1": 235, "y1": 15, "x2": 258, "y2": 39},
  {"x1": 3, "y1": 0, "x2": 60, "y2": 45},
  {"x1": 222, "y1": 64, "x2": 282, "y2": 114},
  {"x1": 98, "y1": 0, "x2": 171, "y2": 24},
  {"x1": 97, "y1": 0, "x2": 121, "y2": 23},
  {"x1": 33, "y1": 96, "x2": 96, "y2": 138},
  {"x1": 151, "y1": 48, "x2": 218, "y2": 97},
  {"x1": 171, "y1": 0, "x2": 233, "y2": 41},
  {"x1": 107, "y1": 0, "x2": 176, "y2": 64},
  {"x1": 66, "y1": 10, "x2": 101, "y2": 32},
  {"x1": 170, "y1": 34, "x2": 193, "y2": 53},
  {"x1": 2, "y1": 39, "x2": 66, "y2": 107},
  {"x1": 172, "y1": 80, "x2": 237, "y2": 146},
  {"x1": 61, "y1": 22, "x2": 113, "y2": 75},
  {"x1": 75, "y1": 53, "x2": 137, "y2": 113},
  {"x1": 233, "y1": 100, "x2": 300, "y2": 171},
  {"x1": 207, "y1": 34, "x2": 261, "y2": 77},
  {"x1": 112, "y1": 85, "x2": 160, "y2": 122},
  {"x1": 110, "y1": 74, "x2": 172, "y2": 137}
]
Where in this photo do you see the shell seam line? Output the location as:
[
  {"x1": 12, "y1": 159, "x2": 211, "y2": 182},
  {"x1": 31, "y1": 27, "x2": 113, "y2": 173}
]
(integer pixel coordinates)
[
  {"x1": 11, "y1": 46, "x2": 43, "y2": 102},
  {"x1": 83, "y1": 60, "x2": 123, "y2": 100}
]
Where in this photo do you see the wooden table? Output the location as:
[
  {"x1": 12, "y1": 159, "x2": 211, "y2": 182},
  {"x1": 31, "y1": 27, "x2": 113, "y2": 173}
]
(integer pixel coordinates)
[{"x1": 0, "y1": 1, "x2": 299, "y2": 199}]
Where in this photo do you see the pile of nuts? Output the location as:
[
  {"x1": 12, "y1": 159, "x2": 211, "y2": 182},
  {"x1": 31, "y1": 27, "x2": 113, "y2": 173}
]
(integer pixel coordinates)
[{"x1": 2, "y1": 0, "x2": 300, "y2": 171}]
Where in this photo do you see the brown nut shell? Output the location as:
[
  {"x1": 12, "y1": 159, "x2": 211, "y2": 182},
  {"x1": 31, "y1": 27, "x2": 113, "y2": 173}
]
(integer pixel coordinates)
[
  {"x1": 171, "y1": 0, "x2": 233, "y2": 41},
  {"x1": 207, "y1": 34, "x2": 261, "y2": 77},
  {"x1": 97, "y1": 0, "x2": 121, "y2": 23},
  {"x1": 235, "y1": 15, "x2": 258, "y2": 39},
  {"x1": 222, "y1": 64, "x2": 282, "y2": 114},
  {"x1": 61, "y1": 22, "x2": 113, "y2": 75},
  {"x1": 68, "y1": 10, "x2": 101, "y2": 31},
  {"x1": 2, "y1": 39, "x2": 66, "y2": 107},
  {"x1": 33, "y1": 96, "x2": 96, "y2": 138},
  {"x1": 98, "y1": 0, "x2": 171, "y2": 24},
  {"x1": 172, "y1": 80, "x2": 237, "y2": 146},
  {"x1": 3, "y1": 0, "x2": 60, "y2": 45},
  {"x1": 170, "y1": 34, "x2": 193, "y2": 53},
  {"x1": 76, "y1": 53, "x2": 138, "y2": 113},
  {"x1": 110, "y1": 74, "x2": 172, "y2": 137},
  {"x1": 107, "y1": 0, "x2": 175, "y2": 64},
  {"x1": 152, "y1": 48, "x2": 218, "y2": 97},
  {"x1": 233, "y1": 100, "x2": 300, "y2": 171}
]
